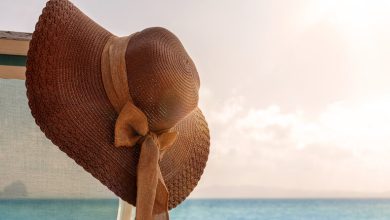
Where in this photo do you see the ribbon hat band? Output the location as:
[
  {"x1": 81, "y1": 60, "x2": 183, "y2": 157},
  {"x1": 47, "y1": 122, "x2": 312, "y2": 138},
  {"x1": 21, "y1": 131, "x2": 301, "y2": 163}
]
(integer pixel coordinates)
[{"x1": 101, "y1": 35, "x2": 178, "y2": 220}]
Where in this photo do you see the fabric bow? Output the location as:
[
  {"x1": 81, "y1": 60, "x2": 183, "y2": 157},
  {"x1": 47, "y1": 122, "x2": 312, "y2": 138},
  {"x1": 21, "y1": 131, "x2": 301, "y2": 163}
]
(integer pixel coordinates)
[
  {"x1": 101, "y1": 35, "x2": 177, "y2": 219},
  {"x1": 115, "y1": 101, "x2": 178, "y2": 220}
]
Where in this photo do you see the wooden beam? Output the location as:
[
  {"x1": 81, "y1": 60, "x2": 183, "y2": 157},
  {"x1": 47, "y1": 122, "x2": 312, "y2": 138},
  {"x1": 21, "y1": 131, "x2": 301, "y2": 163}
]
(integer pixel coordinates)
[
  {"x1": 0, "y1": 65, "x2": 26, "y2": 80},
  {"x1": 0, "y1": 39, "x2": 30, "y2": 56},
  {"x1": 0, "y1": 31, "x2": 32, "y2": 41},
  {"x1": 0, "y1": 31, "x2": 31, "y2": 56}
]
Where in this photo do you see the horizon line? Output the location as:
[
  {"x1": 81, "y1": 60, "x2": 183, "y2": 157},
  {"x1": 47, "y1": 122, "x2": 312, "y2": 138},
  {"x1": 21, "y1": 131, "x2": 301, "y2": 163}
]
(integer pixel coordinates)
[{"x1": 2, "y1": 197, "x2": 390, "y2": 200}]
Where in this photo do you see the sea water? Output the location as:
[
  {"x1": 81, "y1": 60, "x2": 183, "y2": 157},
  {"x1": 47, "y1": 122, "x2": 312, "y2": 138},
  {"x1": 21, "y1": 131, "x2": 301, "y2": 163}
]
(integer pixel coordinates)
[{"x1": 1, "y1": 199, "x2": 390, "y2": 220}]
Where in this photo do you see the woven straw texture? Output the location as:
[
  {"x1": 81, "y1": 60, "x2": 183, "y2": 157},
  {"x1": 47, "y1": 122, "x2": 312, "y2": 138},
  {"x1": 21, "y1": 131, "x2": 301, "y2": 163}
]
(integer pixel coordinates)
[{"x1": 25, "y1": 0, "x2": 210, "y2": 209}]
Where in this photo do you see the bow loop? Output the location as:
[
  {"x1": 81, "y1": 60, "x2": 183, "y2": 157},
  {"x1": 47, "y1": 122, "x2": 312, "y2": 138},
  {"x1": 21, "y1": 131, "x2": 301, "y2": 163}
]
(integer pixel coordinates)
[
  {"x1": 157, "y1": 132, "x2": 178, "y2": 159},
  {"x1": 115, "y1": 102, "x2": 149, "y2": 147}
]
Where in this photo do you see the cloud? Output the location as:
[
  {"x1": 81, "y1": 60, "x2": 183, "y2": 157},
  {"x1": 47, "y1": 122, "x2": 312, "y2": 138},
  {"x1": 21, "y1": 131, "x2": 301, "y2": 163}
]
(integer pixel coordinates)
[{"x1": 193, "y1": 92, "x2": 390, "y2": 197}]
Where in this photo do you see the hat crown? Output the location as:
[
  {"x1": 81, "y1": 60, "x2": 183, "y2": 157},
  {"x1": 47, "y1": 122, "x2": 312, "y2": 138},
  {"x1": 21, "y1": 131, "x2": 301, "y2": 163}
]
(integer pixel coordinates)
[{"x1": 126, "y1": 27, "x2": 200, "y2": 131}]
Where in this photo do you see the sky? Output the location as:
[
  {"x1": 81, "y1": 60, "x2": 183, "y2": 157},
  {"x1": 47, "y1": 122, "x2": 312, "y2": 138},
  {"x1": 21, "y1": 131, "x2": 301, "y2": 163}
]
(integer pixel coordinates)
[{"x1": 2, "y1": 0, "x2": 390, "y2": 198}]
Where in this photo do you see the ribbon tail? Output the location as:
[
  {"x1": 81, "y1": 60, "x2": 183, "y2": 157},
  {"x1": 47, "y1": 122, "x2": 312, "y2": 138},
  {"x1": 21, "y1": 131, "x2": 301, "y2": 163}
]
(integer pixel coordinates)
[
  {"x1": 135, "y1": 137, "x2": 160, "y2": 220},
  {"x1": 152, "y1": 166, "x2": 170, "y2": 220}
]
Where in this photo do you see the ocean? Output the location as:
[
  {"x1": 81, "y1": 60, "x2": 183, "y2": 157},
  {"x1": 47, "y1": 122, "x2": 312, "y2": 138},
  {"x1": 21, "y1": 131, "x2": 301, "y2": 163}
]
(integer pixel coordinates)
[{"x1": 1, "y1": 199, "x2": 390, "y2": 220}]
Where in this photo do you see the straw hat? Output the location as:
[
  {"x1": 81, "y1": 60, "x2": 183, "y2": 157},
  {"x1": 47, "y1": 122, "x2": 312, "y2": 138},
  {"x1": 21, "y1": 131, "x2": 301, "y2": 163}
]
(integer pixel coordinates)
[{"x1": 25, "y1": 0, "x2": 210, "y2": 216}]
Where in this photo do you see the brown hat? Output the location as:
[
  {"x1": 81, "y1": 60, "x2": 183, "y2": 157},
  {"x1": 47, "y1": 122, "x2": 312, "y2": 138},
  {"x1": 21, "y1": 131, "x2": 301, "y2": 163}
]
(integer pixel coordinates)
[{"x1": 25, "y1": 0, "x2": 210, "y2": 217}]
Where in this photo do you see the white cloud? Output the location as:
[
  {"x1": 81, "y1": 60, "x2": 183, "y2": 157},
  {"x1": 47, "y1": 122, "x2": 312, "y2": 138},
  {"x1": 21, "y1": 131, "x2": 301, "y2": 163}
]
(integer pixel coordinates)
[{"x1": 193, "y1": 93, "x2": 390, "y2": 197}]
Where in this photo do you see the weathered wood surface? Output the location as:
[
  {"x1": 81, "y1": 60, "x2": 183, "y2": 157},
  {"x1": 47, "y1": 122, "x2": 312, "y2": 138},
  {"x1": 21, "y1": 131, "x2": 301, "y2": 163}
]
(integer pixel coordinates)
[
  {"x1": 0, "y1": 31, "x2": 31, "y2": 56},
  {"x1": 0, "y1": 65, "x2": 26, "y2": 80},
  {"x1": 0, "y1": 31, "x2": 32, "y2": 41}
]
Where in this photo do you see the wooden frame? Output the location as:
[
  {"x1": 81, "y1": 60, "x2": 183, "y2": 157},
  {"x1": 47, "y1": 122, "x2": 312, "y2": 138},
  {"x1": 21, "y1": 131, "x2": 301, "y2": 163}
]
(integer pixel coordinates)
[{"x1": 0, "y1": 31, "x2": 31, "y2": 80}]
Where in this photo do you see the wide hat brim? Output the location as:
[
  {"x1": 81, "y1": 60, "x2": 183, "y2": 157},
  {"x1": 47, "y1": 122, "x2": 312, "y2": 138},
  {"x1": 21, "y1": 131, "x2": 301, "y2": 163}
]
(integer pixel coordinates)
[{"x1": 26, "y1": 0, "x2": 210, "y2": 209}]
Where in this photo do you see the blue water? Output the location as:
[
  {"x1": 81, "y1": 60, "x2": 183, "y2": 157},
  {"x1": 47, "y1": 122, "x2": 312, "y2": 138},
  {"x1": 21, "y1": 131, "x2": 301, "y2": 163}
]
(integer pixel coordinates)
[{"x1": 1, "y1": 199, "x2": 390, "y2": 220}]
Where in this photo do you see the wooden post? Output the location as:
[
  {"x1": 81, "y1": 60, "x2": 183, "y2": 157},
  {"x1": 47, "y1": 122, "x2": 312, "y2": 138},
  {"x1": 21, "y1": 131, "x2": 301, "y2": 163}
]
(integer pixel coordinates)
[{"x1": 116, "y1": 198, "x2": 135, "y2": 220}]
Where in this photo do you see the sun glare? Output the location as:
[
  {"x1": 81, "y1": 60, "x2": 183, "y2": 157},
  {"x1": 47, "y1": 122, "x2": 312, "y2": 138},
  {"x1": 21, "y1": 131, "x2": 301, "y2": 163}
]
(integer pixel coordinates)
[{"x1": 305, "y1": 0, "x2": 390, "y2": 39}]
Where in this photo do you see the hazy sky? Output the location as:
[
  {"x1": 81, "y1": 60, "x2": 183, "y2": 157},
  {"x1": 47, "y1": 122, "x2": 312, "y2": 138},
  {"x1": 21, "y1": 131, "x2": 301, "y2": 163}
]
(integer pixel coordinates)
[{"x1": 2, "y1": 0, "x2": 390, "y2": 198}]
